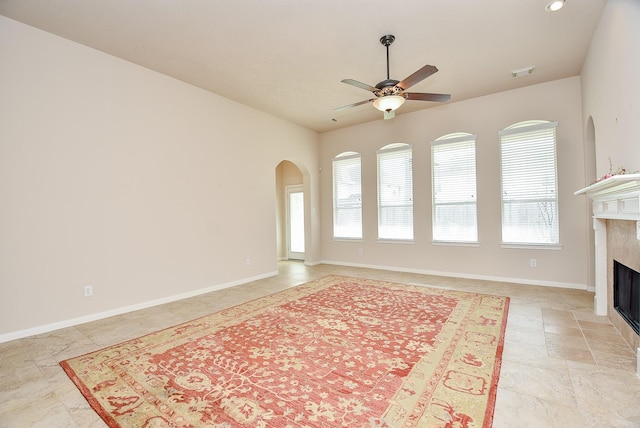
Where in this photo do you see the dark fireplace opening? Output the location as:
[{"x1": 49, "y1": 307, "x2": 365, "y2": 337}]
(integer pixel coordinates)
[{"x1": 613, "y1": 260, "x2": 640, "y2": 335}]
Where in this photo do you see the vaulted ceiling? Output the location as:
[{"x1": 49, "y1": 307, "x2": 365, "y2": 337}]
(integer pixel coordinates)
[{"x1": 0, "y1": 0, "x2": 606, "y2": 133}]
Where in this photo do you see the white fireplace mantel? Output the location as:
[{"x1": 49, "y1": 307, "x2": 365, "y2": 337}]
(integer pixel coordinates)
[
  {"x1": 574, "y1": 173, "x2": 640, "y2": 316},
  {"x1": 575, "y1": 173, "x2": 640, "y2": 221}
]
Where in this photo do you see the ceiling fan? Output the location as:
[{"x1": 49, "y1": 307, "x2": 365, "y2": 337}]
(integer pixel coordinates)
[{"x1": 335, "y1": 34, "x2": 451, "y2": 119}]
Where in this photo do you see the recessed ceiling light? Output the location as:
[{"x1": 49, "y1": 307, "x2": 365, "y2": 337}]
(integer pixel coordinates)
[
  {"x1": 511, "y1": 66, "x2": 536, "y2": 78},
  {"x1": 545, "y1": 0, "x2": 566, "y2": 12}
]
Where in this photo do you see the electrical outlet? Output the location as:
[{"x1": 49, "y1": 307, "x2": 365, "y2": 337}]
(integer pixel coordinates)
[
  {"x1": 530, "y1": 259, "x2": 537, "y2": 268},
  {"x1": 84, "y1": 285, "x2": 93, "y2": 297},
  {"x1": 245, "y1": 258, "x2": 251, "y2": 267},
  {"x1": 358, "y1": 247, "x2": 364, "y2": 255}
]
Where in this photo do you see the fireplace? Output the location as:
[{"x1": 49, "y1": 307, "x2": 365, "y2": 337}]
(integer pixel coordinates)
[
  {"x1": 614, "y1": 260, "x2": 640, "y2": 335},
  {"x1": 574, "y1": 173, "x2": 640, "y2": 375}
]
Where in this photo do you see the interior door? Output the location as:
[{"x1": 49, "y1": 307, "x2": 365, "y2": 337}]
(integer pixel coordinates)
[{"x1": 286, "y1": 185, "x2": 305, "y2": 260}]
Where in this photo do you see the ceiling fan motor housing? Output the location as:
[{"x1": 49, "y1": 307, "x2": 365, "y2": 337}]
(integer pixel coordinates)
[{"x1": 374, "y1": 79, "x2": 404, "y2": 97}]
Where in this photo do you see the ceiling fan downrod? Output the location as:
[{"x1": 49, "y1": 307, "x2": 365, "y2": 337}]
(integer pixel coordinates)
[{"x1": 380, "y1": 34, "x2": 395, "y2": 80}]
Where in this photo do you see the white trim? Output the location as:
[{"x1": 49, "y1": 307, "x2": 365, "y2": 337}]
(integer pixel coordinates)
[
  {"x1": 430, "y1": 134, "x2": 477, "y2": 146},
  {"x1": 376, "y1": 239, "x2": 415, "y2": 244},
  {"x1": 500, "y1": 244, "x2": 563, "y2": 250},
  {"x1": 498, "y1": 120, "x2": 558, "y2": 136},
  {"x1": 0, "y1": 271, "x2": 278, "y2": 344},
  {"x1": 432, "y1": 241, "x2": 480, "y2": 247},
  {"x1": 376, "y1": 143, "x2": 412, "y2": 155},
  {"x1": 574, "y1": 174, "x2": 640, "y2": 221},
  {"x1": 332, "y1": 152, "x2": 361, "y2": 161},
  {"x1": 574, "y1": 173, "x2": 640, "y2": 199},
  {"x1": 320, "y1": 260, "x2": 587, "y2": 290}
]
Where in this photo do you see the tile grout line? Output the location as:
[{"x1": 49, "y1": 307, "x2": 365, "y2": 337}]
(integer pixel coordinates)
[{"x1": 573, "y1": 310, "x2": 600, "y2": 367}]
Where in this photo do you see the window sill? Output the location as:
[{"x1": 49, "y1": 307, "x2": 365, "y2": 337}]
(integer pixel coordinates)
[
  {"x1": 377, "y1": 239, "x2": 415, "y2": 244},
  {"x1": 432, "y1": 241, "x2": 480, "y2": 247},
  {"x1": 333, "y1": 237, "x2": 364, "y2": 242},
  {"x1": 500, "y1": 243, "x2": 563, "y2": 250}
]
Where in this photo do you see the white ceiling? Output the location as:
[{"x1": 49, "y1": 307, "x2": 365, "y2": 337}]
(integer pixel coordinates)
[{"x1": 0, "y1": 0, "x2": 606, "y2": 133}]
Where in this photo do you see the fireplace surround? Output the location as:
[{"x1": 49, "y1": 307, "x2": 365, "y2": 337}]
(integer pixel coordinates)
[{"x1": 575, "y1": 173, "x2": 640, "y2": 374}]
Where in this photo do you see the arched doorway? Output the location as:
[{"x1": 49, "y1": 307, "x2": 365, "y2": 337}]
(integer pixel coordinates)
[{"x1": 275, "y1": 160, "x2": 305, "y2": 261}]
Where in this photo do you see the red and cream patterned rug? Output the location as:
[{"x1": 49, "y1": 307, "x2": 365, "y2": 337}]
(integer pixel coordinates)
[{"x1": 61, "y1": 274, "x2": 509, "y2": 427}]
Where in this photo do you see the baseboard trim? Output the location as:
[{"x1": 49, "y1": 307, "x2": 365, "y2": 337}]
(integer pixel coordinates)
[
  {"x1": 0, "y1": 270, "x2": 278, "y2": 344},
  {"x1": 1, "y1": 262, "x2": 589, "y2": 344},
  {"x1": 320, "y1": 260, "x2": 588, "y2": 290}
]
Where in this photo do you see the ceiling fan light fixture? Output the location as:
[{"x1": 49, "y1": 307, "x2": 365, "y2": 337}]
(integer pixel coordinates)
[
  {"x1": 545, "y1": 0, "x2": 565, "y2": 12},
  {"x1": 373, "y1": 95, "x2": 405, "y2": 112}
]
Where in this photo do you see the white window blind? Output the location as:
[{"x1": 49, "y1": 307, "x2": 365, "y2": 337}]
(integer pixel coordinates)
[
  {"x1": 431, "y1": 133, "x2": 478, "y2": 242},
  {"x1": 333, "y1": 152, "x2": 362, "y2": 239},
  {"x1": 499, "y1": 121, "x2": 559, "y2": 245},
  {"x1": 377, "y1": 144, "x2": 413, "y2": 240}
]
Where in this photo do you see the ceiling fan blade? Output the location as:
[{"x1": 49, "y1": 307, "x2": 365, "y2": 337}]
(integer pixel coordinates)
[
  {"x1": 334, "y1": 98, "x2": 375, "y2": 111},
  {"x1": 397, "y1": 65, "x2": 438, "y2": 91},
  {"x1": 341, "y1": 79, "x2": 378, "y2": 93},
  {"x1": 404, "y1": 92, "x2": 451, "y2": 102}
]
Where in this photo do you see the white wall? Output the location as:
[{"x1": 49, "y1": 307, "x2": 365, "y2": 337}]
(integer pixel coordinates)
[
  {"x1": 0, "y1": 17, "x2": 320, "y2": 339},
  {"x1": 319, "y1": 77, "x2": 589, "y2": 288},
  {"x1": 581, "y1": 0, "x2": 640, "y2": 177}
]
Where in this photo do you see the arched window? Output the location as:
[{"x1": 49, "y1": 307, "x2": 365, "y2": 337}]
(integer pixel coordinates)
[
  {"x1": 431, "y1": 132, "x2": 478, "y2": 243},
  {"x1": 499, "y1": 120, "x2": 559, "y2": 245},
  {"x1": 377, "y1": 143, "x2": 413, "y2": 240},
  {"x1": 332, "y1": 152, "x2": 362, "y2": 239}
]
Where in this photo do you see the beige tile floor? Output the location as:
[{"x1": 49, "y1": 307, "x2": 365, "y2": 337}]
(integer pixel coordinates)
[{"x1": 1, "y1": 261, "x2": 639, "y2": 427}]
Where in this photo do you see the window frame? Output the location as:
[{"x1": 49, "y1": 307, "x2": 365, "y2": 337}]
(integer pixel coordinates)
[
  {"x1": 499, "y1": 120, "x2": 560, "y2": 248},
  {"x1": 332, "y1": 151, "x2": 363, "y2": 240},
  {"x1": 376, "y1": 143, "x2": 414, "y2": 242},
  {"x1": 431, "y1": 133, "x2": 479, "y2": 245}
]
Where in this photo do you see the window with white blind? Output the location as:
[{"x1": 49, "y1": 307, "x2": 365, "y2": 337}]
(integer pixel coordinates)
[
  {"x1": 431, "y1": 133, "x2": 478, "y2": 243},
  {"x1": 377, "y1": 143, "x2": 413, "y2": 240},
  {"x1": 332, "y1": 152, "x2": 362, "y2": 239},
  {"x1": 499, "y1": 120, "x2": 559, "y2": 245}
]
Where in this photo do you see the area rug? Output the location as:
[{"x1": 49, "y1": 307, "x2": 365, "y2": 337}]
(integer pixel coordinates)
[{"x1": 61, "y1": 274, "x2": 509, "y2": 427}]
